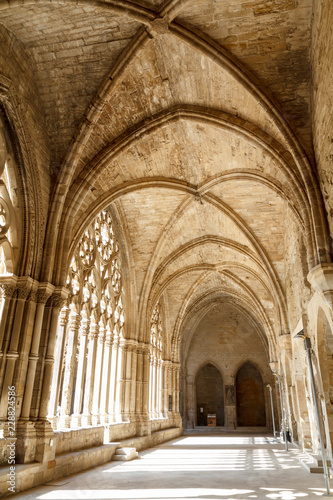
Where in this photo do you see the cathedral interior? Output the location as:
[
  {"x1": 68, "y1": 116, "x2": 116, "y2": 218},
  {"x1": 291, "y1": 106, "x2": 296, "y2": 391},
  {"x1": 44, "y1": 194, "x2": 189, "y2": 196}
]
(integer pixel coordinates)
[{"x1": 0, "y1": 0, "x2": 333, "y2": 496}]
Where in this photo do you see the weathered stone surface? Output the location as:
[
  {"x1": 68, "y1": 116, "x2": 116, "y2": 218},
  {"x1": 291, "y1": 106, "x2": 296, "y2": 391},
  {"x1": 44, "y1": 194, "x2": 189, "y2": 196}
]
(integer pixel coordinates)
[{"x1": 0, "y1": 0, "x2": 332, "y2": 497}]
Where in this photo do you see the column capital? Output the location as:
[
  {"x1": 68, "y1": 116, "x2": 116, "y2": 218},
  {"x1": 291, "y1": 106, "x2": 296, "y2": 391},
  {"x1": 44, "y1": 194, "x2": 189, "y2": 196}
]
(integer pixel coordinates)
[
  {"x1": 46, "y1": 286, "x2": 70, "y2": 309},
  {"x1": 269, "y1": 361, "x2": 278, "y2": 374},
  {"x1": 0, "y1": 274, "x2": 18, "y2": 298},
  {"x1": 89, "y1": 322, "x2": 99, "y2": 340},
  {"x1": 36, "y1": 283, "x2": 55, "y2": 304},
  {"x1": 59, "y1": 306, "x2": 70, "y2": 326},
  {"x1": 80, "y1": 317, "x2": 90, "y2": 336}
]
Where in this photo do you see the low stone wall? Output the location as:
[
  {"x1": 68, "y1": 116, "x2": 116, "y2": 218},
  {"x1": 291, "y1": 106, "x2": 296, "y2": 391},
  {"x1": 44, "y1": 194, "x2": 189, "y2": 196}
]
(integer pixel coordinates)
[
  {"x1": 121, "y1": 426, "x2": 182, "y2": 451},
  {"x1": 107, "y1": 421, "x2": 137, "y2": 442},
  {"x1": 0, "y1": 423, "x2": 182, "y2": 498},
  {"x1": 55, "y1": 426, "x2": 105, "y2": 456}
]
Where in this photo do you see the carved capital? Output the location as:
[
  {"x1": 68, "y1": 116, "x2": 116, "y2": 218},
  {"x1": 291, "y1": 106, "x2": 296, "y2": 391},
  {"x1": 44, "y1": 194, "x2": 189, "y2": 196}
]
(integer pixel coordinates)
[
  {"x1": 46, "y1": 286, "x2": 70, "y2": 308},
  {"x1": 36, "y1": 283, "x2": 55, "y2": 304},
  {"x1": 59, "y1": 307, "x2": 70, "y2": 327},
  {"x1": 0, "y1": 283, "x2": 16, "y2": 298}
]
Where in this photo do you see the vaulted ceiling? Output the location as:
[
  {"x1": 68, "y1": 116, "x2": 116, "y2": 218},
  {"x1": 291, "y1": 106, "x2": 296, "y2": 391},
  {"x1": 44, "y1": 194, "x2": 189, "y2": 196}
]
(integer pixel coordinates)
[{"x1": 0, "y1": 0, "x2": 322, "y2": 362}]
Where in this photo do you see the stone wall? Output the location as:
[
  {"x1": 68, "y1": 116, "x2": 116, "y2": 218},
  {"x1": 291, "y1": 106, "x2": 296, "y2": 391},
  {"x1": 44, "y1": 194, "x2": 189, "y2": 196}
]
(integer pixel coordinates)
[
  {"x1": 312, "y1": 0, "x2": 333, "y2": 239},
  {"x1": 284, "y1": 206, "x2": 312, "y2": 333},
  {"x1": 183, "y1": 303, "x2": 273, "y2": 429}
]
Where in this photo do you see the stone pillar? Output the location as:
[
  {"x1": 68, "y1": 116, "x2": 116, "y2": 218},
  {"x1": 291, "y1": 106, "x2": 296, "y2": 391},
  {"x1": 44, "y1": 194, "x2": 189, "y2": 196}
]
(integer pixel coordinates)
[
  {"x1": 224, "y1": 381, "x2": 236, "y2": 429},
  {"x1": 107, "y1": 333, "x2": 118, "y2": 423},
  {"x1": 135, "y1": 344, "x2": 143, "y2": 418},
  {"x1": 0, "y1": 278, "x2": 34, "y2": 420},
  {"x1": 81, "y1": 322, "x2": 99, "y2": 427},
  {"x1": 58, "y1": 310, "x2": 81, "y2": 428},
  {"x1": 99, "y1": 328, "x2": 112, "y2": 424},
  {"x1": 91, "y1": 322, "x2": 105, "y2": 425},
  {"x1": 123, "y1": 340, "x2": 136, "y2": 420},
  {"x1": 129, "y1": 341, "x2": 138, "y2": 420},
  {"x1": 16, "y1": 284, "x2": 54, "y2": 463},
  {"x1": 185, "y1": 373, "x2": 195, "y2": 428},
  {"x1": 35, "y1": 288, "x2": 69, "y2": 464},
  {"x1": 148, "y1": 351, "x2": 153, "y2": 417},
  {"x1": 115, "y1": 338, "x2": 126, "y2": 422},
  {"x1": 174, "y1": 362, "x2": 180, "y2": 416},
  {"x1": 141, "y1": 345, "x2": 151, "y2": 435},
  {"x1": 0, "y1": 277, "x2": 18, "y2": 390},
  {"x1": 152, "y1": 354, "x2": 157, "y2": 418},
  {"x1": 47, "y1": 307, "x2": 69, "y2": 426},
  {"x1": 156, "y1": 358, "x2": 162, "y2": 417},
  {"x1": 37, "y1": 289, "x2": 69, "y2": 421},
  {"x1": 20, "y1": 284, "x2": 55, "y2": 421},
  {"x1": 0, "y1": 276, "x2": 17, "y2": 366},
  {"x1": 71, "y1": 317, "x2": 90, "y2": 428}
]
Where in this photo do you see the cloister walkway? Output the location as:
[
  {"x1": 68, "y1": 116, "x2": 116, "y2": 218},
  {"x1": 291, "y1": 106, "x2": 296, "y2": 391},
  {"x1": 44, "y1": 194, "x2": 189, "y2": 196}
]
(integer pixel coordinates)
[{"x1": 14, "y1": 433, "x2": 329, "y2": 499}]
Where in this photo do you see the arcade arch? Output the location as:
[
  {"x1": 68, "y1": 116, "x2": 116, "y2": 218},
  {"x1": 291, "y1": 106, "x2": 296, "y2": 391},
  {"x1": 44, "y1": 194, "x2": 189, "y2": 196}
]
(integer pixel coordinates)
[{"x1": 0, "y1": 1, "x2": 332, "y2": 496}]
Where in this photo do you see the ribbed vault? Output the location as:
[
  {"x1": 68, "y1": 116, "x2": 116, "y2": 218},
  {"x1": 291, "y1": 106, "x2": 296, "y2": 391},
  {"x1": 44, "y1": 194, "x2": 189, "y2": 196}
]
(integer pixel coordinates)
[{"x1": 0, "y1": 0, "x2": 329, "y2": 366}]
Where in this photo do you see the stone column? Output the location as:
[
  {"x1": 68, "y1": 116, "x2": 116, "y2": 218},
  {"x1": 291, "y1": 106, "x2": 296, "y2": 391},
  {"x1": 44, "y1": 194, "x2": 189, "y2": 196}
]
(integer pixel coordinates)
[
  {"x1": 152, "y1": 354, "x2": 157, "y2": 418},
  {"x1": 0, "y1": 277, "x2": 17, "y2": 388},
  {"x1": 107, "y1": 333, "x2": 119, "y2": 423},
  {"x1": 129, "y1": 341, "x2": 138, "y2": 420},
  {"x1": 71, "y1": 317, "x2": 90, "y2": 428},
  {"x1": 161, "y1": 360, "x2": 168, "y2": 418},
  {"x1": 224, "y1": 381, "x2": 236, "y2": 429},
  {"x1": 148, "y1": 351, "x2": 153, "y2": 417},
  {"x1": 20, "y1": 284, "x2": 55, "y2": 421},
  {"x1": 115, "y1": 338, "x2": 126, "y2": 422},
  {"x1": 36, "y1": 290, "x2": 69, "y2": 421},
  {"x1": 81, "y1": 322, "x2": 99, "y2": 427},
  {"x1": 175, "y1": 363, "x2": 180, "y2": 416},
  {"x1": 184, "y1": 373, "x2": 194, "y2": 428},
  {"x1": 0, "y1": 278, "x2": 34, "y2": 420},
  {"x1": 16, "y1": 284, "x2": 54, "y2": 463},
  {"x1": 58, "y1": 310, "x2": 81, "y2": 428},
  {"x1": 91, "y1": 323, "x2": 105, "y2": 425},
  {"x1": 47, "y1": 307, "x2": 69, "y2": 426},
  {"x1": 141, "y1": 345, "x2": 151, "y2": 435},
  {"x1": 99, "y1": 328, "x2": 112, "y2": 424},
  {"x1": 123, "y1": 340, "x2": 133, "y2": 419},
  {"x1": 156, "y1": 358, "x2": 161, "y2": 417},
  {"x1": 35, "y1": 288, "x2": 69, "y2": 464},
  {"x1": 135, "y1": 344, "x2": 143, "y2": 418}
]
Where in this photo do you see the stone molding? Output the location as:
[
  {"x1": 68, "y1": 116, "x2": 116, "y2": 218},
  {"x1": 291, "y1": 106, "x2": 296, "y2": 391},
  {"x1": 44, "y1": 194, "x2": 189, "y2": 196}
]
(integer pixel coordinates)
[{"x1": 308, "y1": 263, "x2": 333, "y2": 310}]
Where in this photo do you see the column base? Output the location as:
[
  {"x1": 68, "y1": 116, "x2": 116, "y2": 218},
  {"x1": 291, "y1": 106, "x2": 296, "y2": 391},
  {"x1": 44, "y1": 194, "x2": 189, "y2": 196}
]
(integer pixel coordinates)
[
  {"x1": 35, "y1": 420, "x2": 56, "y2": 464},
  {"x1": 81, "y1": 414, "x2": 92, "y2": 427},
  {"x1": 70, "y1": 414, "x2": 82, "y2": 428},
  {"x1": 16, "y1": 420, "x2": 37, "y2": 464}
]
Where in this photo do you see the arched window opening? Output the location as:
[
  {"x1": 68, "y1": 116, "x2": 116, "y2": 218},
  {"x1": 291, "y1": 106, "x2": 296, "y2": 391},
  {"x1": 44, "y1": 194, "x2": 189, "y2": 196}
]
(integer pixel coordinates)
[
  {"x1": 149, "y1": 300, "x2": 165, "y2": 418},
  {"x1": 236, "y1": 362, "x2": 266, "y2": 427},
  {"x1": 48, "y1": 208, "x2": 125, "y2": 429},
  {"x1": 0, "y1": 108, "x2": 20, "y2": 278},
  {"x1": 196, "y1": 363, "x2": 224, "y2": 426}
]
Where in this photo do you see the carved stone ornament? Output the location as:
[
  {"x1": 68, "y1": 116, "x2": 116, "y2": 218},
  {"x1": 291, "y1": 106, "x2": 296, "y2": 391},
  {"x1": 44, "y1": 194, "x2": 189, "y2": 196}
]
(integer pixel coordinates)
[{"x1": 0, "y1": 283, "x2": 16, "y2": 298}]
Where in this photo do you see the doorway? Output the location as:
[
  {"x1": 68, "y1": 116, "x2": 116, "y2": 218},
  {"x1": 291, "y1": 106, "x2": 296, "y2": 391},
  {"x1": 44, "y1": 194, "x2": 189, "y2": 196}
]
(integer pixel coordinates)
[
  {"x1": 236, "y1": 362, "x2": 266, "y2": 426},
  {"x1": 196, "y1": 363, "x2": 224, "y2": 426}
]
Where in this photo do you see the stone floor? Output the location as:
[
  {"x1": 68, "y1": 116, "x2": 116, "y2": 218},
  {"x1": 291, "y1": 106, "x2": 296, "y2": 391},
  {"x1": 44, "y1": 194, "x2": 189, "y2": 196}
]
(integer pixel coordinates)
[{"x1": 12, "y1": 434, "x2": 331, "y2": 499}]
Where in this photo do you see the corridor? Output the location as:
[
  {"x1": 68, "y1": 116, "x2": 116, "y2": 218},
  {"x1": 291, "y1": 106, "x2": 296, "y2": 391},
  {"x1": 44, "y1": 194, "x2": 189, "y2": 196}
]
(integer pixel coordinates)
[{"x1": 14, "y1": 434, "x2": 328, "y2": 500}]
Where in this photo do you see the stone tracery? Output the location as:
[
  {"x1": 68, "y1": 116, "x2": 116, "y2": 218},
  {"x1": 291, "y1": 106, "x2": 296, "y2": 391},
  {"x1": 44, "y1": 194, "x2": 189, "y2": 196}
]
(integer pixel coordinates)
[
  {"x1": 0, "y1": 1, "x2": 332, "y2": 496},
  {"x1": 48, "y1": 207, "x2": 125, "y2": 428}
]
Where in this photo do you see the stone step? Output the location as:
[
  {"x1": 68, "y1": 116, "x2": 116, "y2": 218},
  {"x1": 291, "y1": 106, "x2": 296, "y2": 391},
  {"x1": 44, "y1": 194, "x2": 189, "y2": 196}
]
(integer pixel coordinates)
[
  {"x1": 112, "y1": 447, "x2": 138, "y2": 461},
  {"x1": 311, "y1": 455, "x2": 331, "y2": 467},
  {"x1": 298, "y1": 452, "x2": 331, "y2": 474}
]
